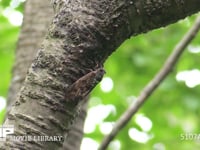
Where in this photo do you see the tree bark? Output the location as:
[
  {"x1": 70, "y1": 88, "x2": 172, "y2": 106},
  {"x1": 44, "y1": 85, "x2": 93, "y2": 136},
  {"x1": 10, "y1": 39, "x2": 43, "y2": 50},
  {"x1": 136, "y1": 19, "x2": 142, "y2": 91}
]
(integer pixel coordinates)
[
  {"x1": 6, "y1": 0, "x2": 87, "y2": 149},
  {"x1": 7, "y1": 0, "x2": 53, "y2": 113},
  {"x1": 1, "y1": 0, "x2": 200, "y2": 149}
]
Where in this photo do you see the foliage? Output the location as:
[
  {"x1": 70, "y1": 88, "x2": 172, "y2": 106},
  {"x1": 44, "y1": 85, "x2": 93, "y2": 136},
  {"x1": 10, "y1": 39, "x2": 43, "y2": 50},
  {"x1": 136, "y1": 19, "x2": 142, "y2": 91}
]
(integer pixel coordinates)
[{"x1": 0, "y1": 1, "x2": 200, "y2": 149}]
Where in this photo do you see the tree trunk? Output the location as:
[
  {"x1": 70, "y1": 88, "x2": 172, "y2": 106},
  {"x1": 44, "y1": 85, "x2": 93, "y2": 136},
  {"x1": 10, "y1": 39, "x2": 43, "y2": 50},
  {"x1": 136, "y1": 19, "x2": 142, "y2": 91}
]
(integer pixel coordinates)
[
  {"x1": 1, "y1": 0, "x2": 200, "y2": 149},
  {"x1": 7, "y1": 0, "x2": 53, "y2": 113},
  {"x1": 6, "y1": 0, "x2": 87, "y2": 149}
]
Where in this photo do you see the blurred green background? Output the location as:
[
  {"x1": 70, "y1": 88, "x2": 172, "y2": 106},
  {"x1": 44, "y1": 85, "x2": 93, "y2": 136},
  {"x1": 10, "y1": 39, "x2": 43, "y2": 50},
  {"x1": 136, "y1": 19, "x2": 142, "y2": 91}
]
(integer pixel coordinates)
[{"x1": 1, "y1": 1, "x2": 200, "y2": 150}]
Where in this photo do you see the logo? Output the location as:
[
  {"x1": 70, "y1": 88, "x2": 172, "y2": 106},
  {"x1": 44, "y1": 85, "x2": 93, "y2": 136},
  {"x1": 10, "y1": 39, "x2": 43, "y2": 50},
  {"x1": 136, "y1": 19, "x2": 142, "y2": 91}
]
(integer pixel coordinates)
[
  {"x1": 0, "y1": 125, "x2": 14, "y2": 141},
  {"x1": 0, "y1": 125, "x2": 64, "y2": 142}
]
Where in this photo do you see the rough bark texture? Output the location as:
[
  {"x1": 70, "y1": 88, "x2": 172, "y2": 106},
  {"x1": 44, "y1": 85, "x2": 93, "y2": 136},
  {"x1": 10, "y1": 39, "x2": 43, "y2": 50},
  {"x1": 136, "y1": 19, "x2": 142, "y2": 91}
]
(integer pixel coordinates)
[
  {"x1": 1, "y1": 0, "x2": 200, "y2": 149},
  {"x1": 7, "y1": 0, "x2": 53, "y2": 113},
  {"x1": 61, "y1": 99, "x2": 88, "y2": 150},
  {"x1": 6, "y1": 0, "x2": 88, "y2": 149}
]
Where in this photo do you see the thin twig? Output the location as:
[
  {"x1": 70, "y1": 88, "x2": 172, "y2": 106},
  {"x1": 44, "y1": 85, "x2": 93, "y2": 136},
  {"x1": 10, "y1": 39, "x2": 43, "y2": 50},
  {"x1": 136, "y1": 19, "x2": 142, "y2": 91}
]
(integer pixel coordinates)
[{"x1": 99, "y1": 15, "x2": 200, "y2": 150}]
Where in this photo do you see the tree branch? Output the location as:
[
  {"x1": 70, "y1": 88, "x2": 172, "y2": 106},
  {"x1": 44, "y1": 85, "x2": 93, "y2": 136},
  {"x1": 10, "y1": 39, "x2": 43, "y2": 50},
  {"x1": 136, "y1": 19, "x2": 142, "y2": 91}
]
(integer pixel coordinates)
[
  {"x1": 1, "y1": 0, "x2": 200, "y2": 149},
  {"x1": 99, "y1": 15, "x2": 200, "y2": 150}
]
